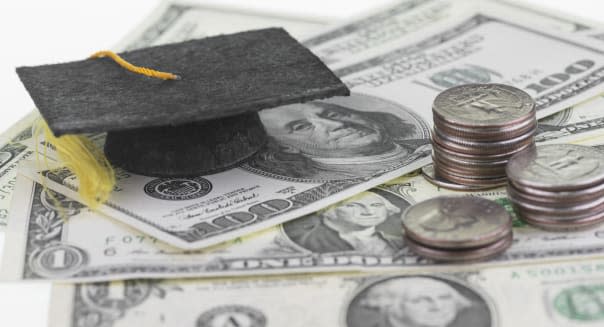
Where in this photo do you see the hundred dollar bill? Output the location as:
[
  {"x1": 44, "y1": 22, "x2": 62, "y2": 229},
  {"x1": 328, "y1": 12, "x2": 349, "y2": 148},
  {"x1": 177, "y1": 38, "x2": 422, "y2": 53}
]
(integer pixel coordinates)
[
  {"x1": 303, "y1": 0, "x2": 604, "y2": 65},
  {"x1": 0, "y1": 111, "x2": 38, "y2": 227},
  {"x1": 537, "y1": 95, "x2": 604, "y2": 144},
  {"x1": 7, "y1": 128, "x2": 604, "y2": 282},
  {"x1": 330, "y1": 7, "x2": 604, "y2": 123},
  {"x1": 302, "y1": 0, "x2": 473, "y2": 65},
  {"x1": 48, "y1": 259, "x2": 604, "y2": 327}
]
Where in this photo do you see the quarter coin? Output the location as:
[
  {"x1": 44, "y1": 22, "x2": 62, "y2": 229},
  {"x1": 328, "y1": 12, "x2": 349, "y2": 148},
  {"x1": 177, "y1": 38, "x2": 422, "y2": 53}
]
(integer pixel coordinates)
[
  {"x1": 507, "y1": 181, "x2": 604, "y2": 205},
  {"x1": 507, "y1": 144, "x2": 604, "y2": 191},
  {"x1": 404, "y1": 232, "x2": 513, "y2": 262},
  {"x1": 421, "y1": 165, "x2": 495, "y2": 191},
  {"x1": 435, "y1": 169, "x2": 508, "y2": 187},
  {"x1": 432, "y1": 127, "x2": 536, "y2": 155},
  {"x1": 434, "y1": 114, "x2": 536, "y2": 141},
  {"x1": 507, "y1": 191, "x2": 604, "y2": 216},
  {"x1": 434, "y1": 141, "x2": 534, "y2": 162},
  {"x1": 432, "y1": 84, "x2": 535, "y2": 128},
  {"x1": 516, "y1": 209, "x2": 604, "y2": 231},
  {"x1": 402, "y1": 196, "x2": 512, "y2": 249}
]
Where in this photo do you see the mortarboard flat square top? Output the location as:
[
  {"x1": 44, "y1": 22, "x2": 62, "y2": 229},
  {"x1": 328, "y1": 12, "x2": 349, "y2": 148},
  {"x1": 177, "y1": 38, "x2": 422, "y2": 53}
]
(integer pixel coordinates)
[
  {"x1": 16, "y1": 28, "x2": 350, "y2": 176},
  {"x1": 16, "y1": 27, "x2": 349, "y2": 136}
]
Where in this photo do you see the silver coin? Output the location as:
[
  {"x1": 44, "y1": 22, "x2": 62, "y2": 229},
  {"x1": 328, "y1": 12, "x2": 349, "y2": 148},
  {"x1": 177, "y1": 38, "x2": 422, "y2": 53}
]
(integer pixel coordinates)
[
  {"x1": 508, "y1": 189, "x2": 604, "y2": 216},
  {"x1": 432, "y1": 84, "x2": 535, "y2": 128},
  {"x1": 508, "y1": 180, "x2": 604, "y2": 205},
  {"x1": 434, "y1": 114, "x2": 536, "y2": 141},
  {"x1": 432, "y1": 127, "x2": 536, "y2": 155},
  {"x1": 433, "y1": 147, "x2": 510, "y2": 167},
  {"x1": 402, "y1": 196, "x2": 512, "y2": 249},
  {"x1": 435, "y1": 168, "x2": 508, "y2": 187},
  {"x1": 507, "y1": 144, "x2": 604, "y2": 191},
  {"x1": 516, "y1": 209, "x2": 604, "y2": 231},
  {"x1": 433, "y1": 141, "x2": 534, "y2": 162},
  {"x1": 421, "y1": 165, "x2": 495, "y2": 191},
  {"x1": 404, "y1": 232, "x2": 513, "y2": 262},
  {"x1": 433, "y1": 156, "x2": 507, "y2": 177}
]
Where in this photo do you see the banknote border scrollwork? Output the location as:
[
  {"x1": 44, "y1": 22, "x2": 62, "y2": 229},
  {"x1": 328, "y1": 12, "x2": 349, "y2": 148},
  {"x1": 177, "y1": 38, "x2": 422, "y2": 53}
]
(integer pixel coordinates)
[
  {"x1": 302, "y1": 0, "x2": 439, "y2": 47},
  {"x1": 0, "y1": 142, "x2": 27, "y2": 172}
]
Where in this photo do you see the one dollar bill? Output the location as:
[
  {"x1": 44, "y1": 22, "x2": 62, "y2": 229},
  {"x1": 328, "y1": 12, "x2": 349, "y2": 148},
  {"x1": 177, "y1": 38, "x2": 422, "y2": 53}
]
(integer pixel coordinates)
[
  {"x1": 48, "y1": 258, "x2": 604, "y2": 327},
  {"x1": 0, "y1": 111, "x2": 38, "y2": 227}
]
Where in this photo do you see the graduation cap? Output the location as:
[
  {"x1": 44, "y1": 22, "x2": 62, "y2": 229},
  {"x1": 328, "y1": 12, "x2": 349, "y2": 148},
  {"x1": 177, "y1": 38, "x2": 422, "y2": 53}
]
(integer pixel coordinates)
[{"x1": 16, "y1": 28, "x2": 349, "y2": 207}]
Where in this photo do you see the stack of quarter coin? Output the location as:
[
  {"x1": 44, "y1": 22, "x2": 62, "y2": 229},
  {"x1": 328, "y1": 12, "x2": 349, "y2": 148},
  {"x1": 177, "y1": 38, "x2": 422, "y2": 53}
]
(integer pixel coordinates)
[
  {"x1": 426, "y1": 84, "x2": 537, "y2": 189},
  {"x1": 402, "y1": 196, "x2": 513, "y2": 262},
  {"x1": 506, "y1": 144, "x2": 604, "y2": 230}
]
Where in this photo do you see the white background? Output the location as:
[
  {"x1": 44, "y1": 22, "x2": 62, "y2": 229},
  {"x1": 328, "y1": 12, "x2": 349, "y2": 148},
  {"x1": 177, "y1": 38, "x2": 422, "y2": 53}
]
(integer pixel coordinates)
[{"x1": 0, "y1": 0, "x2": 602, "y2": 325}]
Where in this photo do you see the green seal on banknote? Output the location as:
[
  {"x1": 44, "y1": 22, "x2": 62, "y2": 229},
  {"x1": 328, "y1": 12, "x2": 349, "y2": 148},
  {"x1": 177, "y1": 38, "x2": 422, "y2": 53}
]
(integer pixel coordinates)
[{"x1": 553, "y1": 284, "x2": 604, "y2": 321}]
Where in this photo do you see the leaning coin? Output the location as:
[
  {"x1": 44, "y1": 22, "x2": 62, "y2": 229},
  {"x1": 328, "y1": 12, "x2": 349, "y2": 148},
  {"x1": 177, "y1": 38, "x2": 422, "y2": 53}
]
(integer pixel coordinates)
[
  {"x1": 402, "y1": 196, "x2": 512, "y2": 249},
  {"x1": 432, "y1": 84, "x2": 535, "y2": 128},
  {"x1": 421, "y1": 165, "x2": 496, "y2": 191},
  {"x1": 507, "y1": 144, "x2": 604, "y2": 191},
  {"x1": 404, "y1": 232, "x2": 513, "y2": 262}
]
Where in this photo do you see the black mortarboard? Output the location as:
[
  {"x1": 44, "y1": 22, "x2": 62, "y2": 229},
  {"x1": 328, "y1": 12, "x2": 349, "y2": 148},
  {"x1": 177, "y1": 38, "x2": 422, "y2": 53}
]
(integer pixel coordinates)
[{"x1": 17, "y1": 28, "x2": 349, "y2": 176}]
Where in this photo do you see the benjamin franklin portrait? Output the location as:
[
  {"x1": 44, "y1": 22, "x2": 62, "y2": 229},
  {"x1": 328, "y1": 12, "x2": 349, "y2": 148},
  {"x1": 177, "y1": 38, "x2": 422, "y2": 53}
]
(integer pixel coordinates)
[
  {"x1": 347, "y1": 276, "x2": 492, "y2": 327},
  {"x1": 283, "y1": 189, "x2": 409, "y2": 256},
  {"x1": 245, "y1": 93, "x2": 430, "y2": 182}
]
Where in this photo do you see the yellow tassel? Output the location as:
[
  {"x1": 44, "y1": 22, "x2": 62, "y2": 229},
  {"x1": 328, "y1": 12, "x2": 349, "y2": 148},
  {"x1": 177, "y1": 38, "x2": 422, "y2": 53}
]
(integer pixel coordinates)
[
  {"x1": 90, "y1": 50, "x2": 181, "y2": 80},
  {"x1": 35, "y1": 119, "x2": 116, "y2": 210},
  {"x1": 26, "y1": 50, "x2": 178, "y2": 212}
]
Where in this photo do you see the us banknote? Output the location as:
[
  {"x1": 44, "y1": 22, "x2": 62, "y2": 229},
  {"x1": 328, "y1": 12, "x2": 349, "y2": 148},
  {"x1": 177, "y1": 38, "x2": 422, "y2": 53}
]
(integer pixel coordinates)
[
  {"x1": 537, "y1": 95, "x2": 604, "y2": 143},
  {"x1": 491, "y1": 0, "x2": 604, "y2": 34},
  {"x1": 7, "y1": 122, "x2": 604, "y2": 282},
  {"x1": 330, "y1": 7, "x2": 604, "y2": 123},
  {"x1": 304, "y1": 0, "x2": 604, "y2": 65},
  {"x1": 0, "y1": 112, "x2": 38, "y2": 227},
  {"x1": 48, "y1": 259, "x2": 604, "y2": 327}
]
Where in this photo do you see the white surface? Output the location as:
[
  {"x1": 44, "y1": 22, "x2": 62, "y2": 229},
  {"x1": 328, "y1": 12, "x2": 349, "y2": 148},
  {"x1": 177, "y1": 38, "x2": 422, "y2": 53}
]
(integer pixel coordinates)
[{"x1": 0, "y1": 0, "x2": 602, "y2": 326}]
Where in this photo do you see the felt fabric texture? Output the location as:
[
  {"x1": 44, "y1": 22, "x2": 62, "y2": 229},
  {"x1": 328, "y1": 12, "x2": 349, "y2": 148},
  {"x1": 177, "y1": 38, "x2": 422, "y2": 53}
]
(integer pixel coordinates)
[
  {"x1": 104, "y1": 112, "x2": 267, "y2": 177},
  {"x1": 16, "y1": 28, "x2": 350, "y2": 136}
]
